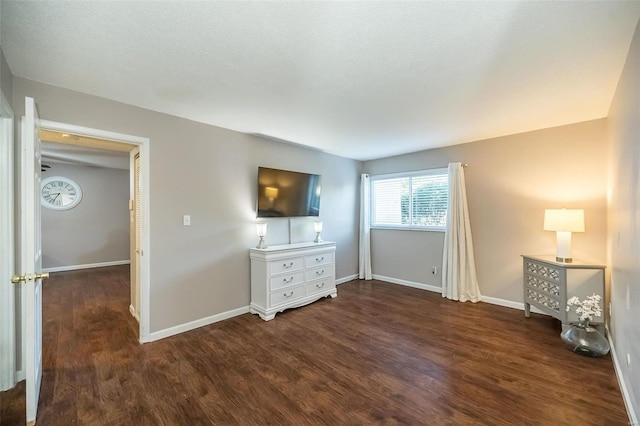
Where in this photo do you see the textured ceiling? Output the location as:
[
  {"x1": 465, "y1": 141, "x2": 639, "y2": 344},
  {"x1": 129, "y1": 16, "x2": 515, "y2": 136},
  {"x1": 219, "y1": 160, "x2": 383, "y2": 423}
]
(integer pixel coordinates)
[{"x1": 3, "y1": 1, "x2": 640, "y2": 161}]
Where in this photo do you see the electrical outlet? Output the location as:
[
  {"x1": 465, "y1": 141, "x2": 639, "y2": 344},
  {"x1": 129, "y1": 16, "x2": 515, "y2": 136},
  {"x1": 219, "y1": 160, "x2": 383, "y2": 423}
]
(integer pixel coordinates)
[
  {"x1": 183, "y1": 215, "x2": 191, "y2": 226},
  {"x1": 431, "y1": 266, "x2": 437, "y2": 275}
]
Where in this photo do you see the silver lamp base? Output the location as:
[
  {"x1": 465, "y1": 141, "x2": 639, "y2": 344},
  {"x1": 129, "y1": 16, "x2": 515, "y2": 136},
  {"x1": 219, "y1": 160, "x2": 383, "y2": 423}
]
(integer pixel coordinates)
[
  {"x1": 314, "y1": 232, "x2": 322, "y2": 243},
  {"x1": 256, "y1": 236, "x2": 266, "y2": 249}
]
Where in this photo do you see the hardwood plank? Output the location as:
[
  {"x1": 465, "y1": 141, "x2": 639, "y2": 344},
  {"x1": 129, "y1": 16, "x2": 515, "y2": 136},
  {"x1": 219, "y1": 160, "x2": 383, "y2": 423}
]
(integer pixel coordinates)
[{"x1": 0, "y1": 266, "x2": 629, "y2": 425}]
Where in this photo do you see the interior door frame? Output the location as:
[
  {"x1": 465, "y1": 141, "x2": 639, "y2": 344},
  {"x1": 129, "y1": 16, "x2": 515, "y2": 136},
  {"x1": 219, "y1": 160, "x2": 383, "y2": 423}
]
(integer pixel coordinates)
[
  {"x1": 0, "y1": 91, "x2": 16, "y2": 390},
  {"x1": 39, "y1": 119, "x2": 152, "y2": 342}
]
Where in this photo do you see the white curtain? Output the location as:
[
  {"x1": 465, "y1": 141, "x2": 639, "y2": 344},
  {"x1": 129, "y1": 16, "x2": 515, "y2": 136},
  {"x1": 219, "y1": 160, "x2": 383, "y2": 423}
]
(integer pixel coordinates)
[
  {"x1": 359, "y1": 173, "x2": 372, "y2": 280},
  {"x1": 442, "y1": 163, "x2": 481, "y2": 302}
]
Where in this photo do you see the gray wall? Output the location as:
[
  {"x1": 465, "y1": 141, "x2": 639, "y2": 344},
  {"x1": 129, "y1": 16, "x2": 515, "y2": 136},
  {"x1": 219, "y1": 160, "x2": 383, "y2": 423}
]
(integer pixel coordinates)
[
  {"x1": 41, "y1": 162, "x2": 130, "y2": 269},
  {"x1": 0, "y1": 48, "x2": 12, "y2": 107},
  {"x1": 607, "y1": 18, "x2": 640, "y2": 421},
  {"x1": 364, "y1": 119, "x2": 608, "y2": 303},
  {"x1": 13, "y1": 77, "x2": 361, "y2": 333}
]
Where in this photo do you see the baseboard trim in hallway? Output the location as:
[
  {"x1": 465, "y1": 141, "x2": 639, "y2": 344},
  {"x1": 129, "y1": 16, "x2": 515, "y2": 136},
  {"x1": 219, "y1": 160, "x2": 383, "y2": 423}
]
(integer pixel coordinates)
[{"x1": 43, "y1": 260, "x2": 131, "y2": 273}]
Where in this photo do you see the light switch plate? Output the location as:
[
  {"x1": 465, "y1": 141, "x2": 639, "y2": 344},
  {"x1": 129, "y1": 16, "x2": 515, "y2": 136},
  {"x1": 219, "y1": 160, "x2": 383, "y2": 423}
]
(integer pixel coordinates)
[{"x1": 183, "y1": 215, "x2": 191, "y2": 226}]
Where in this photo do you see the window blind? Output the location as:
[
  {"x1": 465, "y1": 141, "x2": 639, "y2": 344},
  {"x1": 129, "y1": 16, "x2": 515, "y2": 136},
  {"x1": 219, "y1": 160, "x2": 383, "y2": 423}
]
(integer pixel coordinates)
[{"x1": 371, "y1": 169, "x2": 448, "y2": 230}]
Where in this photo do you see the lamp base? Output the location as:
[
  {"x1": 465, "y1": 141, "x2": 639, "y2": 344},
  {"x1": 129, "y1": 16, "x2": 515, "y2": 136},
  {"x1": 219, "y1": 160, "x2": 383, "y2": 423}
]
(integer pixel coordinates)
[
  {"x1": 256, "y1": 236, "x2": 267, "y2": 249},
  {"x1": 555, "y1": 231, "x2": 573, "y2": 264},
  {"x1": 314, "y1": 232, "x2": 322, "y2": 243}
]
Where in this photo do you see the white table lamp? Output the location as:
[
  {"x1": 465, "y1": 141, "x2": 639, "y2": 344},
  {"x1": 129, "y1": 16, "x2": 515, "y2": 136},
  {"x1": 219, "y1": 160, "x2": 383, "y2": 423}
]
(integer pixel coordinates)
[{"x1": 544, "y1": 209, "x2": 584, "y2": 263}]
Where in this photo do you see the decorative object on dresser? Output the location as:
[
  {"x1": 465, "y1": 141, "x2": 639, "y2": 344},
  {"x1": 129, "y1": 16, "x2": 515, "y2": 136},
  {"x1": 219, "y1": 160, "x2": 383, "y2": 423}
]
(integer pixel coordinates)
[
  {"x1": 522, "y1": 255, "x2": 605, "y2": 328},
  {"x1": 256, "y1": 222, "x2": 268, "y2": 249},
  {"x1": 250, "y1": 241, "x2": 337, "y2": 321},
  {"x1": 543, "y1": 208, "x2": 585, "y2": 263},
  {"x1": 560, "y1": 294, "x2": 610, "y2": 357}
]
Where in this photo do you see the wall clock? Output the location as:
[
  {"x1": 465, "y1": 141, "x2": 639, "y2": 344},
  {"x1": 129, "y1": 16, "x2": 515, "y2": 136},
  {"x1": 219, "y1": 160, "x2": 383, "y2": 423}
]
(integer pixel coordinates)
[{"x1": 41, "y1": 176, "x2": 83, "y2": 210}]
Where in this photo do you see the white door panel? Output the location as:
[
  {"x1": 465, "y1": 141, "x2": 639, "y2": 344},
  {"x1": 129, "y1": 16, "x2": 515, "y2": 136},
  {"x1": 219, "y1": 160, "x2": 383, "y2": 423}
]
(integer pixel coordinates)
[{"x1": 21, "y1": 97, "x2": 44, "y2": 425}]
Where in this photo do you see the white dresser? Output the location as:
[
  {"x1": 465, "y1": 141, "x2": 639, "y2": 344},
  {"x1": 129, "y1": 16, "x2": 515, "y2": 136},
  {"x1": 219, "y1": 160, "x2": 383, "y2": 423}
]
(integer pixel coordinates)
[{"x1": 250, "y1": 241, "x2": 337, "y2": 321}]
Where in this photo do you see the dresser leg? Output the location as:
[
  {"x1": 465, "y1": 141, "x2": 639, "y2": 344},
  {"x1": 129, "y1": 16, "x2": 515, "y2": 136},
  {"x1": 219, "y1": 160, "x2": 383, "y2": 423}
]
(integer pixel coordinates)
[
  {"x1": 524, "y1": 302, "x2": 531, "y2": 317},
  {"x1": 260, "y1": 313, "x2": 275, "y2": 321}
]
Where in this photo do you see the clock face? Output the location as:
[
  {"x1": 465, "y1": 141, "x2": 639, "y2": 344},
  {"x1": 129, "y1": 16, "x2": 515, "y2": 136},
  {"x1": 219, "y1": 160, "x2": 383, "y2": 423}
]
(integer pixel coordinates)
[{"x1": 41, "y1": 176, "x2": 83, "y2": 210}]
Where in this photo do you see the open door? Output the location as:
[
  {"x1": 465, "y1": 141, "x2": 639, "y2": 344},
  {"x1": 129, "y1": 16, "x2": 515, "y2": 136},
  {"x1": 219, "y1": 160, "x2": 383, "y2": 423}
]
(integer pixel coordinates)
[{"x1": 14, "y1": 97, "x2": 47, "y2": 425}]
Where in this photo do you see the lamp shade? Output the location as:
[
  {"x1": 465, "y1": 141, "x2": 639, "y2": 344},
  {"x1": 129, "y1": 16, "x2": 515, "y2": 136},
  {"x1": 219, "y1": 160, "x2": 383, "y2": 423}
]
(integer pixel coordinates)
[
  {"x1": 314, "y1": 221, "x2": 323, "y2": 233},
  {"x1": 256, "y1": 222, "x2": 268, "y2": 237},
  {"x1": 543, "y1": 209, "x2": 585, "y2": 232}
]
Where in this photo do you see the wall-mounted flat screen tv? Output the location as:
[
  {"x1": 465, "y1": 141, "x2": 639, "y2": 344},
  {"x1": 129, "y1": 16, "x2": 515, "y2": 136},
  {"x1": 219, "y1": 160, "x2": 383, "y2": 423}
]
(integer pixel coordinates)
[{"x1": 257, "y1": 167, "x2": 322, "y2": 218}]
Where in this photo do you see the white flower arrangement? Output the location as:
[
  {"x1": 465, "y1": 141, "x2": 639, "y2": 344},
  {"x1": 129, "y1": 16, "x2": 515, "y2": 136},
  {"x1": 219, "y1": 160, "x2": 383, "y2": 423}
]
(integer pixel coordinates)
[{"x1": 566, "y1": 294, "x2": 602, "y2": 322}]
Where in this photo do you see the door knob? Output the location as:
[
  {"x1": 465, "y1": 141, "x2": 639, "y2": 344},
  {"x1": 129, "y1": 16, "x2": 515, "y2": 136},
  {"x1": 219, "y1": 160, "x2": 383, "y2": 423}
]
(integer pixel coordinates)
[{"x1": 11, "y1": 272, "x2": 49, "y2": 284}]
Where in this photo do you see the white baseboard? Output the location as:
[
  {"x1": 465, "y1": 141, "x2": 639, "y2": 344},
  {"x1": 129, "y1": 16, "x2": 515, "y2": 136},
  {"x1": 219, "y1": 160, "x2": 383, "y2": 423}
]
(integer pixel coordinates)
[
  {"x1": 371, "y1": 274, "x2": 547, "y2": 315},
  {"x1": 372, "y1": 274, "x2": 442, "y2": 293},
  {"x1": 43, "y1": 260, "x2": 130, "y2": 273},
  {"x1": 607, "y1": 326, "x2": 639, "y2": 425},
  {"x1": 336, "y1": 274, "x2": 358, "y2": 285},
  {"x1": 144, "y1": 305, "x2": 250, "y2": 343},
  {"x1": 481, "y1": 295, "x2": 547, "y2": 315}
]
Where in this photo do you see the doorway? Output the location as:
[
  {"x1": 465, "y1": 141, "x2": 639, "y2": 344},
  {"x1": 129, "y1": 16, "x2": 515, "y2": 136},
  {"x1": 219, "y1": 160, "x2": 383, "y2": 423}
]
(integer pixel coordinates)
[
  {"x1": 38, "y1": 120, "x2": 151, "y2": 341},
  {"x1": 39, "y1": 130, "x2": 140, "y2": 324}
]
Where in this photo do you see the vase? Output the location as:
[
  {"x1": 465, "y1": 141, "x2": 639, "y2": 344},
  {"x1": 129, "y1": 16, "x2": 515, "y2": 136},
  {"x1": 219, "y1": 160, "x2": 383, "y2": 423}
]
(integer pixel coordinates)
[{"x1": 560, "y1": 319, "x2": 610, "y2": 357}]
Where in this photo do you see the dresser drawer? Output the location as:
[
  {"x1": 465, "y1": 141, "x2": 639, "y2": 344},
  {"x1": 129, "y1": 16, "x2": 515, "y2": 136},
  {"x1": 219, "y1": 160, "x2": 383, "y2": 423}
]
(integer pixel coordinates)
[
  {"x1": 270, "y1": 271, "x2": 305, "y2": 290},
  {"x1": 305, "y1": 252, "x2": 334, "y2": 267},
  {"x1": 525, "y1": 274, "x2": 561, "y2": 298},
  {"x1": 526, "y1": 288, "x2": 561, "y2": 313},
  {"x1": 271, "y1": 285, "x2": 305, "y2": 306},
  {"x1": 269, "y1": 257, "x2": 304, "y2": 276},
  {"x1": 525, "y1": 260, "x2": 562, "y2": 283},
  {"x1": 306, "y1": 277, "x2": 335, "y2": 296},
  {"x1": 306, "y1": 265, "x2": 332, "y2": 282}
]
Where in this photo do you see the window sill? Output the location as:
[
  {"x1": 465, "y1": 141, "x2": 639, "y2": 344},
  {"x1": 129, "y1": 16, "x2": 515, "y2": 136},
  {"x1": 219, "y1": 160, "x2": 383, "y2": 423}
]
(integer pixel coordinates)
[{"x1": 370, "y1": 226, "x2": 445, "y2": 233}]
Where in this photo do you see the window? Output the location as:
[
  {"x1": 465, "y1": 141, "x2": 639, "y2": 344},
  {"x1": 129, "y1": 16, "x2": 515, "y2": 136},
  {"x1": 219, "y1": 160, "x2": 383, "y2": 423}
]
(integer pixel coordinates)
[{"x1": 371, "y1": 168, "x2": 448, "y2": 231}]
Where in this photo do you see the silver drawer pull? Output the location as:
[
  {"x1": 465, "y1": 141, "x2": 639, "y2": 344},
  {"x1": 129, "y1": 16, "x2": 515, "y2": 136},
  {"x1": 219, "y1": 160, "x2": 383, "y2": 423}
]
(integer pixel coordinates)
[
  {"x1": 315, "y1": 256, "x2": 324, "y2": 262},
  {"x1": 316, "y1": 270, "x2": 324, "y2": 276},
  {"x1": 283, "y1": 291, "x2": 294, "y2": 298},
  {"x1": 316, "y1": 282, "x2": 325, "y2": 288},
  {"x1": 283, "y1": 276, "x2": 294, "y2": 284},
  {"x1": 283, "y1": 262, "x2": 294, "y2": 269}
]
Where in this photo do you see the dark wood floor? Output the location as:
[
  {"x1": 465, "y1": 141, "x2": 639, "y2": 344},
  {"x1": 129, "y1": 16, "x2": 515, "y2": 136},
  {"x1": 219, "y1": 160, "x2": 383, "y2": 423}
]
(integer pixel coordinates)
[{"x1": 1, "y1": 265, "x2": 629, "y2": 425}]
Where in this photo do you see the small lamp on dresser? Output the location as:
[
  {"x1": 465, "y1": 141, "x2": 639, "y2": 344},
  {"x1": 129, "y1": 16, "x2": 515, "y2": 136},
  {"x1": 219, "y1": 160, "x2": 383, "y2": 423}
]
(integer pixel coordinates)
[
  {"x1": 543, "y1": 208, "x2": 584, "y2": 263},
  {"x1": 256, "y1": 222, "x2": 268, "y2": 249},
  {"x1": 314, "y1": 220, "x2": 323, "y2": 243}
]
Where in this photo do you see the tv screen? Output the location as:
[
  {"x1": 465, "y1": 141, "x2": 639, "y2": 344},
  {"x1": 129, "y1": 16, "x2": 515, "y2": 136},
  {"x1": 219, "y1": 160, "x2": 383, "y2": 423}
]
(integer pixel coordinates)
[{"x1": 257, "y1": 167, "x2": 322, "y2": 218}]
